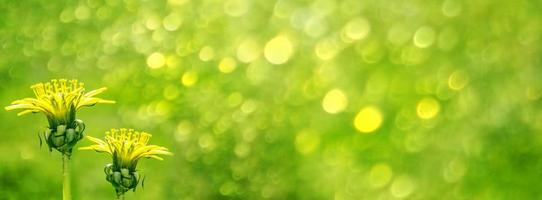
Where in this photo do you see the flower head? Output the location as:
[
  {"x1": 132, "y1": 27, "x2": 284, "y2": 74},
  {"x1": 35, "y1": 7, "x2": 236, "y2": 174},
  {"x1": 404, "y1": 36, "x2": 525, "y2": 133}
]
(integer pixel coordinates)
[
  {"x1": 80, "y1": 128, "x2": 172, "y2": 195},
  {"x1": 5, "y1": 79, "x2": 115, "y2": 155},
  {"x1": 80, "y1": 128, "x2": 172, "y2": 171},
  {"x1": 5, "y1": 79, "x2": 115, "y2": 128}
]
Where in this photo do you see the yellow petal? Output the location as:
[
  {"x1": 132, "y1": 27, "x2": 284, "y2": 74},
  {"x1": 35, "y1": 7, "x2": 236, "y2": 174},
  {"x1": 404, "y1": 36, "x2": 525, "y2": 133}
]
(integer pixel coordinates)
[
  {"x1": 147, "y1": 155, "x2": 164, "y2": 160},
  {"x1": 17, "y1": 110, "x2": 39, "y2": 116},
  {"x1": 84, "y1": 87, "x2": 108, "y2": 98}
]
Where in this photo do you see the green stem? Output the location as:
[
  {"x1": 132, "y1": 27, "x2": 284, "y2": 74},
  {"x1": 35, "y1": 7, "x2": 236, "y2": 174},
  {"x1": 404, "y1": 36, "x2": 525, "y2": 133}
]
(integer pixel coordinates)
[
  {"x1": 116, "y1": 190, "x2": 124, "y2": 200},
  {"x1": 63, "y1": 154, "x2": 72, "y2": 200}
]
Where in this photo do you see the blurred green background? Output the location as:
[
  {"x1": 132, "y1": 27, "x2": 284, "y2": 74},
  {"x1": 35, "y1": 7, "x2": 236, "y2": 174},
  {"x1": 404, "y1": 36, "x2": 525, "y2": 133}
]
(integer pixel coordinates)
[{"x1": 1, "y1": 0, "x2": 542, "y2": 199}]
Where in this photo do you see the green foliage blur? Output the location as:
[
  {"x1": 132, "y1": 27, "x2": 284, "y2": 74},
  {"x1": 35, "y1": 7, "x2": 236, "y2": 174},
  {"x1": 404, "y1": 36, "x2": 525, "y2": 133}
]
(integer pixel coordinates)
[{"x1": 1, "y1": 0, "x2": 542, "y2": 199}]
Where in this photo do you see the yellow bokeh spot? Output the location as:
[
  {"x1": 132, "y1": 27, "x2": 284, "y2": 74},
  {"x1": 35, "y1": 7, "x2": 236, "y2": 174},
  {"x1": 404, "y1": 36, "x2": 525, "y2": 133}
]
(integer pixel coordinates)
[
  {"x1": 163, "y1": 12, "x2": 182, "y2": 31},
  {"x1": 315, "y1": 38, "x2": 341, "y2": 61},
  {"x1": 264, "y1": 35, "x2": 293, "y2": 65},
  {"x1": 163, "y1": 84, "x2": 180, "y2": 100},
  {"x1": 295, "y1": 130, "x2": 320, "y2": 154},
  {"x1": 168, "y1": 0, "x2": 189, "y2": 6},
  {"x1": 448, "y1": 70, "x2": 469, "y2": 90},
  {"x1": 413, "y1": 26, "x2": 436, "y2": 48},
  {"x1": 175, "y1": 120, "x2": 193, "y2": 142},
  {"x1": 182, "y1": 71, "x2": 198, "y2": 87},
  {"x1": 354, "y1": 106, "x2": 383, "y2": 133},
  {"x1": 390, "y1": 175, "x2": 415, "y2": 198},
  {"x1": 147, "y1": 52, "x2": 166, "y2": 69},
  {"x1": 60, "y1": 9, "x2": 75, "y2": 23},
  {"x1": 369, "y1": 163, "x2": 393, "y2": 189},
  {"x1": 166, "y1": 55, "x2": 181, "y2": 68},
  {"x1": 145, "y1": 16, "x2": 162, "y2": 30},
  {"x1": 227, "y1": 92, "x2": 244, "y2": 107},
  {"x1": 343, "y1": 17, "x2": 370, "y2": 41},
  {"x1": 416, "y1": 97, "x2": 440, "y2": 120},
  {"x1": 237, "y1": 39, "x2": 260, "y2": 63},
  {"x1": 224, "y1": 0, "x2": 249, "y2": 17},
  {"x1": 443, "y1": 158, "x2": 467, "y2": 183},
  {"x1": 74, "y1": 6, "x2": 91, "y2": 20},
  {"x1": 241, "y1": 100, "x2": 257, "y2": 114},
  {"x1": 234, "y1": 142, "x2": 250, "y2": 158},
  {"x1": 322, "y1": 89, "x2": 348, "y2": 114},
  {"x1": 199, "y1": 46, "x2": 215, "y2": 61},
  {"x1": 442, "y1": 0, "x2": 462, "y2": 17},
  {"x1": 304, "y1": 17, "x2": 327, "y2": 38},
  {"x1": 218, "y1": 57, "x2": 237, "y2": 73}
]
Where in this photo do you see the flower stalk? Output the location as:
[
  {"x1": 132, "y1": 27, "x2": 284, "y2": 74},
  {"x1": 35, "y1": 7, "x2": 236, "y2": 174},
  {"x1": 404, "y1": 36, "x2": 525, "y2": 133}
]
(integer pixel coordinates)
[
  {"x1": 116, "y1": 192, "x2": 124, "y2": 200},
  {"x1": 63, "y1": 154, "x2": 72, "y2": 200}
]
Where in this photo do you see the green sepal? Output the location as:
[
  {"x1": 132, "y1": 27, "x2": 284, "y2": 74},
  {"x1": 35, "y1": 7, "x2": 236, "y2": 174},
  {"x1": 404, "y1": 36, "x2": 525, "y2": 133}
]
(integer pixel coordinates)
[
  {"x1": 52, "y1": 135, "x2": 65, "y2": 147},
  {"x1": 113, "y1": 172, "x2": 122, "y2": 184},
  {"x1": 122, "y1": 176, "x2": 132, "y2": 187},
  {"x1": 38, "y1": 131, "x2": 42, "y2": 148},
  {"x1": 44, "y1": 129, "x2": 51, "y2": 141},
  {"x1": 66, "y1": 128, "x2": 76, "y2": 144},
  {"x1": 75, "y1": 119, "x2": 85, "y2": 135},
  {"x1": 104, "y1": 164, "x2": 113, "y2": 175},
  {"x1": 55, "y1": 125, "x2": 66, "y2": 136},
  {"x1": 121, "y1": 168, "x2": 130, "y2": 178}
]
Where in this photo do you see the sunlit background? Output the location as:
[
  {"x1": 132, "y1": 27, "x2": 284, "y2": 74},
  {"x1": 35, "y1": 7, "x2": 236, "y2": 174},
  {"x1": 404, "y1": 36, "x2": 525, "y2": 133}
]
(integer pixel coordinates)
[{"x1": 1, "y1": 0, "x2": 542, "y2": 199}]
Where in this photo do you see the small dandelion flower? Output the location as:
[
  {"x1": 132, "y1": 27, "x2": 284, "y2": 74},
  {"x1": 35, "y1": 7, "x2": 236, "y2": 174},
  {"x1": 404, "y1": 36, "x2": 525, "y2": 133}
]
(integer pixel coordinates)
[
  {"x1": 80, "y1": 128, "x2": 172, "y2": 197},
  {"x1": 5, "y1": 79, "x2": 115, "y2": 155}
]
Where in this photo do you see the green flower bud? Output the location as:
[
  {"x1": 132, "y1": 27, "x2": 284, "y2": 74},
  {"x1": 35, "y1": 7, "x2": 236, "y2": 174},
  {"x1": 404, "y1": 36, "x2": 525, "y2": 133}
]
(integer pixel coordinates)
[
  {"x1": 104, "y1": 164, "x2": 141, "y2": 195},
  {"x1": 43, "y1": 120, "x2": 86, "y2": 156}
]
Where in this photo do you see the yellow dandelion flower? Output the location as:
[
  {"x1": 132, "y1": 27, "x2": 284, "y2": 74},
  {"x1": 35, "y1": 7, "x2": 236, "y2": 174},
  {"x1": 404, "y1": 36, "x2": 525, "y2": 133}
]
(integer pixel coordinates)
[
  {"x1": 81, "y1": 128, "x2": 172, "y2": 170},
  {"x1": 5, "y1": 79, "x2": 115, "y2": 154},
  {"x1": 5, "y1": 79, "x2": 115, "y2": 128},
  {"x1": 80, "y1": 128, "x2": 172, "y2": 195}
]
